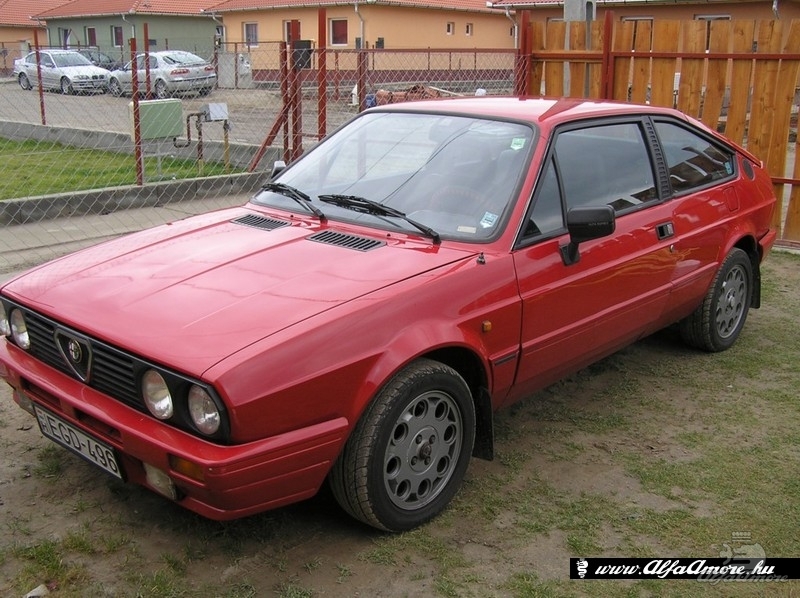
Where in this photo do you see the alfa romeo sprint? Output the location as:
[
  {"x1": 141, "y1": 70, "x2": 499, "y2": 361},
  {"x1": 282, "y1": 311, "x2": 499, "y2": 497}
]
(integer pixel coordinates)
[{"x1": 0, "y1": 98, "x2": 777, "y2": 531}]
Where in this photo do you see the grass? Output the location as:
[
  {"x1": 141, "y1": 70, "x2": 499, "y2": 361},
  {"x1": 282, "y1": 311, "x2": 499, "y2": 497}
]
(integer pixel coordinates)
[
  {"x1": 0, "y1": 253, "x2": 798, "y2": 597},
  {"x1": 0, "y1": 137, "x2": 238, "y2": 200}
]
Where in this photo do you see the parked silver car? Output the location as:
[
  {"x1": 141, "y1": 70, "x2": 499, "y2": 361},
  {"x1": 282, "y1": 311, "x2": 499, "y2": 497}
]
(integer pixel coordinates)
[
  {"x1": 108, "y1": 51, "x2": 217, "y2": 99},
  {"x1": 14, "y1": 49, "x2": 110, "y2": 94}
]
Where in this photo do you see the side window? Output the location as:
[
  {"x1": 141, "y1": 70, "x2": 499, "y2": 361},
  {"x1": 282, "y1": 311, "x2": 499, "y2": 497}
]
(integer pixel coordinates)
[
  {"x1": 555, "y1": 122, "x2": 658, "y2": 213},
  {"x1": 655, "y1": 121, "x2": 735, "y2": 193},
  {"x1": 522, "y1": 156, "x2": 564, "y2": 239}
]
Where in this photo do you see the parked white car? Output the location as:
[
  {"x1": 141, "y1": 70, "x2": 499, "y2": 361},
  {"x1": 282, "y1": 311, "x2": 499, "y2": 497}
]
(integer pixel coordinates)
[
  {"x1": 14, "y1": 50, "x2": 110, "y2": 94},
  {"x1": 108, "y1": 51, "x2": 217, "y2": 99}
]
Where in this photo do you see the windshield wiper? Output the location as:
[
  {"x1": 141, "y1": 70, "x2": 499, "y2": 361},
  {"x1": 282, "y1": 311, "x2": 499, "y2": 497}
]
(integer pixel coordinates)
[
  {"x1": 262, "y1": 182, "x2": 326, "y2": 221},
  {"x1": 318, "y1": 194, "x2": 440, "y2": 244}
]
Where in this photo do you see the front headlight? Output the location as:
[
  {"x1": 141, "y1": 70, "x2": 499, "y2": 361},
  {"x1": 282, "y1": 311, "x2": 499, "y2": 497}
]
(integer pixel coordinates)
[
  {"x1": 10, "y1": 309, "x2": 30, "y2": 349},
  {"x1": 75, "y1": 75, "x2": 88, "y2": 80},
  {"x1": 142, "y1": 369, "x2": 173, "y2": 419},
  {"x1": 0, "y1": 302, "x2": 9, "y2": 336},
  {"x1": 188, "y1": 385, "x2": 221, "y2": 435}
]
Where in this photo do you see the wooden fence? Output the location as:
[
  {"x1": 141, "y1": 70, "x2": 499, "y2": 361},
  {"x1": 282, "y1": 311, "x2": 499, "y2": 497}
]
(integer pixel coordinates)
[{"x1": 518, "y1": 13, "x2": 800, "y2": 246}]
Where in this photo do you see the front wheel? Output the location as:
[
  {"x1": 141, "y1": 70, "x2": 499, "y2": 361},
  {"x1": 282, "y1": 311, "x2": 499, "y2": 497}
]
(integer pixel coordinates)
[
  {"x1": 18, "y1": 73, "x2": 32, "y2": 90},
  {"x1": 108, "y1": 78, "x2": 123, "y2": 97},
  {"x1": 329, "y1": 359, "x2": 475, "y2": 531},
  {"x1": 680, "y1": 247, "x2": 753, "y2": 352},
  {"x1": 60, "y1": 77, "x2": 73, "y2": 95}
]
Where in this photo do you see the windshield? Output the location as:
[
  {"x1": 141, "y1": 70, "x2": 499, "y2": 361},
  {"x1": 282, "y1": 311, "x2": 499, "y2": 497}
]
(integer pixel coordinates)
[
  {"x1": 53, "y1": 52, "x2": 93, "y2": 67},
  {"x1": 253, "y1": 111, "x2": 534, "y2": 242}
]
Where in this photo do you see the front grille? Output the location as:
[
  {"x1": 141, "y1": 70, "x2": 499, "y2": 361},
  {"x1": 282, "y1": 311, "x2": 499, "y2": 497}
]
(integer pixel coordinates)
[
  {"x1": 13, "y1": 306, "x2": 144, "y2": 412},
  {"x1": 3, "y1": 297, "x2": 231, "y2": 442}
]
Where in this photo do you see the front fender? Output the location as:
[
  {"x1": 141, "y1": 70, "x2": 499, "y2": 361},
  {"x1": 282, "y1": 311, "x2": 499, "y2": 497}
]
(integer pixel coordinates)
[{"x1": 205, "y1": 252, "x2": 522, "y2": 445}]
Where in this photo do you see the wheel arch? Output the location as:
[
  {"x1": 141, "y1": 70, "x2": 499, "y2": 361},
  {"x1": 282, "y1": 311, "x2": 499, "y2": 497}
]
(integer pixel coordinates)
[
  {"x1": 419, "y1": 346, "x2": 494, "y2": 461},
  {"x1": 732, "y1": 235, "x2": 761, "y2": 308}
]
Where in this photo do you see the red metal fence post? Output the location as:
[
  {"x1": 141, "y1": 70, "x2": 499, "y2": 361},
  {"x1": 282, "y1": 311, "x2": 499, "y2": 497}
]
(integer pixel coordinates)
[
  {"x1": 317, "y1": 8, "x2": 328, "y2": 140},
  {"x1": 602, "y1": 10, "x2": 614, "y2": 100},
  {"x1": 357, "y1": 50, "x2": 367, "y2": 111},
  {"x1": 130, "y1": 37, "x2": 144, "y2": 186}
]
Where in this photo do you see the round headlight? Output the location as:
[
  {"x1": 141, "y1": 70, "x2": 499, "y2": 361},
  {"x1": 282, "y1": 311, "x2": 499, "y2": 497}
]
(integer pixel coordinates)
[
  {"x1": 188, "y1": 385, "x2": 220, "y2": 435},
  {"x1": 0, "y1": 303, "x2": 9, "y2": 336},
  {"x1": 142, "y1": 370, "x2": 173, "y2": 419},
  {"x1": 10, "y1": 309, "x2": 30, "y2": 350}
]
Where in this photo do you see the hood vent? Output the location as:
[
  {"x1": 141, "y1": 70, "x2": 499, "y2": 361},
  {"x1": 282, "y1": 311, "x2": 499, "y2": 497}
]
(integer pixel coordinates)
[
  {"x1": 307, "y1": 230, "x2": 385, "y2": 252},
  {"x1": 233, "y1": 214, "x2": 290, "y2": 231}
]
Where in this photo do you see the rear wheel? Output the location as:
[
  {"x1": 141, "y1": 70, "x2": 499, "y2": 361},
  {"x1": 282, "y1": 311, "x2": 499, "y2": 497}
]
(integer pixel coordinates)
[
  {"x1": 680, "y1": 248, "x2": 753, "y2": 352},
  {"x1": 198, "y1": 87, "x2": 212, "y2": 97},
  {"x1": 60, "y1": 77, "x2": 73, "y2": 95},
  {"x1": 329, "y1": 359, "x2": 475, "y2": 531},
  {"x1": 18, "y1": 73, "x2": 32, "y2": 90},
  {"x1": 154, "y1": 80, "x2": 169, "y2": 99}
]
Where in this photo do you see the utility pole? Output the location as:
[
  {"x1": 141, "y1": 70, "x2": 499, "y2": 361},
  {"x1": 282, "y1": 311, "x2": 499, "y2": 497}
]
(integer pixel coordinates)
[{"x1": 563, "y1": 0, "x2": 596, "y2": 96}]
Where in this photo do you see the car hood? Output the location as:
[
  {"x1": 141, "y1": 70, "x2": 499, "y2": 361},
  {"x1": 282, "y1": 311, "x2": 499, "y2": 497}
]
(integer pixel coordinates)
[{"x1": 3, "y1": 207, "x2": 475, "y2": 374}]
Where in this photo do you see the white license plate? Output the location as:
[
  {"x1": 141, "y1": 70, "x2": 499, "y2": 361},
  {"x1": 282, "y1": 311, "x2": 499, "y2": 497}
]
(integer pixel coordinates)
[{"x1": 34, "y1": 405, "x2": 123, "y2": 479}]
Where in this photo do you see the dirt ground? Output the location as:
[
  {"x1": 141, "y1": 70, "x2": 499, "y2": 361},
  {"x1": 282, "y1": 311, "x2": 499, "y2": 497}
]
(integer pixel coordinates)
[{"x1": 0, "y1": 250, "x2": 798, "y2": 597}]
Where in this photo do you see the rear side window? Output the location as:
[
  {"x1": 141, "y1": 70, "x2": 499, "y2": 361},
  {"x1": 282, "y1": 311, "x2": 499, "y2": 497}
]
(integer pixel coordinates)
[
  {"x1": 554, "y1": 122, "x2": 658, "y2": 213},
  {"x1": 654, "y1": 121, "x2": 735, "y2": 193}
]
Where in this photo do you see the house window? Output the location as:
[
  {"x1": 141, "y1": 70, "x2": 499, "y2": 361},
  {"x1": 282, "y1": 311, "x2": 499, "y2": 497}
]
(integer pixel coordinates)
[
  {"x1": 620, "y1": 17, "x2": 653, "y2": 49},
  {"x1": 86, "y1": 27, "x2": 97, "y2": 47},
  {"x1": 446, "y1": 22, "x2": 454, "y2": 35},
  {"x1": 331, "y1": 19, "x2": 348, "y2": 45},
  {"x1": 59, "y1": 28, "x2": 71, "y2": 48},
  {"x1": 695, "y1": 14, "x2": 730, "y2": 51},
  {"x1": 112, "y1": 25, "x2": 123, "y2": 48},
  {"x1": 466, "y1": 23, "x2": 473, "y2": 36},
  {"x1": 244, "y1": 23, "x2": 258, "y2": 47}
]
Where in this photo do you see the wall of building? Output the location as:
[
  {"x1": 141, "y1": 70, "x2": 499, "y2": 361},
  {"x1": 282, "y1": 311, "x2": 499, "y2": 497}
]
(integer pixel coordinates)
[
  {"x1": 218, "y1": 6, "x2": 516, "y2": 50},
  {"x1": 43, "y1": 16, "x2": 218, "y2": 60}
]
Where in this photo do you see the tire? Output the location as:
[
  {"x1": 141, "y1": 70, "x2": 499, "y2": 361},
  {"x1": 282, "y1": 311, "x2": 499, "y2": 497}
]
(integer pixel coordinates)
[
  {"x1": 680, "y1": 248, "x2": 753, "y2": 352},
  {"x1": 18, "y1": 73, "x2": 32, "y2": 91},
  {"x1": 108, "y1": 78, "x2": 123, "y2": 97},
  {"x1": 198, "y1": 87, "x2": 212, "y2": 97},
  {"x1": 154, "y1": 80, "x2": 169, "y2": 99},
  {"x1": 60, "y1": 77, "x2": 73, "y2": 95},
  {"x1": 329, "y1": 359, "x2": 475, "y2": 532}
]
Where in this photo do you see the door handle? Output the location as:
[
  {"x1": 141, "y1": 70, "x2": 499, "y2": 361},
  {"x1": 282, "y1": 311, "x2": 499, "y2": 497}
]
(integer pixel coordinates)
[{"x1": 656, "y1": 221, "x2": 674, "y2": 240}]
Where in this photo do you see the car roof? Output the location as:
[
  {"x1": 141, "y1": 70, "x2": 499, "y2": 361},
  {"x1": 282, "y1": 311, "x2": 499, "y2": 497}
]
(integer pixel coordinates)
[{"x1": 370, "y1": 96, "x2": 689, "y2": 128}]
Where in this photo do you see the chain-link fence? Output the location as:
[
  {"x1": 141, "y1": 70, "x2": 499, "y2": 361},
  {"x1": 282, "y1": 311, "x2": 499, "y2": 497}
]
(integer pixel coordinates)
[{"x1": 0, "y1": 39, "x2": 517, "y2": 275}]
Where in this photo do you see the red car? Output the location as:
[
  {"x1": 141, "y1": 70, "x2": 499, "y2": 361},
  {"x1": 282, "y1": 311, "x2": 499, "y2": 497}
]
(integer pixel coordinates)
[{"x1": 0, "y1": 98, "x2": 777, "y2": 531}]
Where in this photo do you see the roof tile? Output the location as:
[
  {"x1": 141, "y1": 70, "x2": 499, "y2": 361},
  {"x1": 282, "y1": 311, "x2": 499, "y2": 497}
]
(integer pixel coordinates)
[{"x1": 0, "y1": 0, "x2": 74, "y2": 26}]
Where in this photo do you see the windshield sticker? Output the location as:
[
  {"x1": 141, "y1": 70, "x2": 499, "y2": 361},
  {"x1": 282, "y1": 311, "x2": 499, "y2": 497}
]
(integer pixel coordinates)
[
  {"x1": 725, "y1": 161, "x2": 733, "y2": 175},
  {"x1": 457, "y1": 225, "x2": 477, "y2": 234},
  {"x1": 479, "y1": 212, "x2": 499, "y2": 229},
  {"x1": 510, "y1": 138, "x2": 526, "y2": 151}
]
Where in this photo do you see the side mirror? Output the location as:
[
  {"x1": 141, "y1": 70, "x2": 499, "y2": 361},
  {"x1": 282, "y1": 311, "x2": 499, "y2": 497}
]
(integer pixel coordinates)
[
  {"x1": 560, "y1": 205, "x2": 615, "y2": 266},
  {"x1": 270, "y1": 160, "x2": 286, "y2": 179}
]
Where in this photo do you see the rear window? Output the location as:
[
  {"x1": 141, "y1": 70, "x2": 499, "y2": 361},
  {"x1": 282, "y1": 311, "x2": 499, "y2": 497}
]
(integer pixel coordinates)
[{"x1": 655, "y1": 121, "x2": 735, "y2": 193}]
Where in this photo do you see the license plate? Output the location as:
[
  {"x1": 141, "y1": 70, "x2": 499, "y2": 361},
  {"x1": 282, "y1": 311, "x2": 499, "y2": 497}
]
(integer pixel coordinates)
[{"x1": 34, "y1": 405, "x2": 123, "y2": 479}]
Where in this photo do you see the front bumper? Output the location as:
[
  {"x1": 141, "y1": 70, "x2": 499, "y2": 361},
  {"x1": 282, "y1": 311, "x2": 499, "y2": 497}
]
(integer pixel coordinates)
[
  {"x1": 71, "y1": 78, "x2": 108, "y2": 90},
  {"x1": 0, "y1": 341, "x2": 348, "y2": 520}
]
